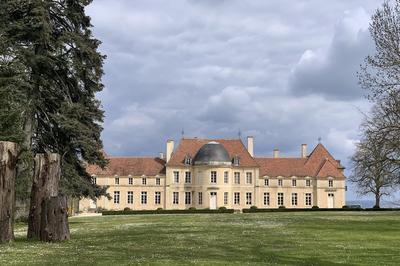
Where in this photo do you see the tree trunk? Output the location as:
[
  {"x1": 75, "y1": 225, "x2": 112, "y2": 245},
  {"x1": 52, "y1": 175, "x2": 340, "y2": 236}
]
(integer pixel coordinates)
[
  {"x1": 27, "y1": 153, "x2": 61, "y2": 239},
  {"x1": 374, "y1": 193, "x2": 381, "y2": 208},
  {"x1": 40, "y1": 195, "x2": 70, "y2": 242},
  {"x1": 0, "y1": 142, "x2": 18, "y2": 243}
]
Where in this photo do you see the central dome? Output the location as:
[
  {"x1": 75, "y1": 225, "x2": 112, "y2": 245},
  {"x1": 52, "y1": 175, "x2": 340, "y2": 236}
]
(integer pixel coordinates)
[{"x1": 193, "y1": 141, "x2": 231, "y2": 166}]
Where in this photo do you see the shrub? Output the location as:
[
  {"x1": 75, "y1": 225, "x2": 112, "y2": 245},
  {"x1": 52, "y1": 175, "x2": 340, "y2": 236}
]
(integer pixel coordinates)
[
  {"x1": 156, "y1": 207, "x2": 163, "y2": 211},
  {"x1": 342, "y1": 205, "x2": 349, "y2": 209},
  {"x1": 124, "y1": 207, "x2": 131, "y2": 211},
  {"x1": 188, "y1": 207, "x2": 196, "y2": 210},
  {"x1": 219, "y1": 206, "x2": 227, "y2": 210},
  {"x1": 311, "y1": 206, "x2": 319, "y2": 209},
  {"x1": 278, "y1": 206, "x2": 286, "y2": 209},
  {"x1": 250, "y1": 206, "x2": 258, "y2": 210}
]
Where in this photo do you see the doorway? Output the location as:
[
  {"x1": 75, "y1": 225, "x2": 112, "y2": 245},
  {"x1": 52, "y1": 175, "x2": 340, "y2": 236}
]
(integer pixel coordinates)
[
  {"x1": 210, "y1": 192, "x2": 217, "y2": 210},
  {"x1": 327, "y1": 193, "x2": 334, "y2": 208}
]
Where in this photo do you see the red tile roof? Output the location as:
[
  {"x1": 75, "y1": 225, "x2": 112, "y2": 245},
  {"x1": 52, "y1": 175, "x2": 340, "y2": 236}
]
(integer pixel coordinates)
[
  {"x1": 87, "y1": 157, "x2": 165, "y2": 176},
  {"x1": 167, "y1": 138, "x2": 258, "y2": 167},
  {"x1": 256, "y1": 144, "x2": 345, "y2": 179}
]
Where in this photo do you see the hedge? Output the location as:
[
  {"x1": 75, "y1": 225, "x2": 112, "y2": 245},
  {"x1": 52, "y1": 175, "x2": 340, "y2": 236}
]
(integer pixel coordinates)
[
  {"x1": 242, "y1": 207, "x2": 400, "y2": 213},
  {"x1": 102, "y1": 208, "x2": 235, "y2": 216}
]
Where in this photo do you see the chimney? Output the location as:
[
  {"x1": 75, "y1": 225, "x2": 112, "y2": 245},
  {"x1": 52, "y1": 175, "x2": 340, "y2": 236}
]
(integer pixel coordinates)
[
  {"x1": 273, "y1": 148, "x2": 279, "y2": 158},
  {"x1": 159, "y1": 152, "x2": 165, "y2": 160},
  {"x1": 166, "y1": 140, "x2": 174, "y2": 162},
  {"x1": 301, "y1": 144, "x2": 307, "y2": 158},
  {"x1": 247, "y1": 136, "x2": 254, "y2": 157}
]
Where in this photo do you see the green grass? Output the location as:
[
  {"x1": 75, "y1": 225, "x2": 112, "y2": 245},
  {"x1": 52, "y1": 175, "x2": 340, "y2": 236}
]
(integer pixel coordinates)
[{"x1": 1, "y1": 212, "x2": 400, "y2": 265}]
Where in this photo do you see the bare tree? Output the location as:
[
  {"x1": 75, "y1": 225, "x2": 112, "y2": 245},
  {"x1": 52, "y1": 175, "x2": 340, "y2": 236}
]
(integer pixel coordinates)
[{"x1": 350, "y1": 130, "x2": 398, "y2": 208}]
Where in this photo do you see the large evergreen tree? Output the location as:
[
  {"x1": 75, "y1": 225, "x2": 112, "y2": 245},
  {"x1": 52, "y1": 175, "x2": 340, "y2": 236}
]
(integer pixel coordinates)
[{"x1": 0, "y1": 0, "x2": 108, "y2": 199}]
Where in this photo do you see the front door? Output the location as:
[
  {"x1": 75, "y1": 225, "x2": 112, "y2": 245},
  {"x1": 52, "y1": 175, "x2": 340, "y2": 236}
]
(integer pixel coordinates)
[
  {"x1": 210, "y1": 192, "x2": 217, "y2": 210},
  {"x1": 328, "y1": 193, "x2": 334, "y2": 208}
]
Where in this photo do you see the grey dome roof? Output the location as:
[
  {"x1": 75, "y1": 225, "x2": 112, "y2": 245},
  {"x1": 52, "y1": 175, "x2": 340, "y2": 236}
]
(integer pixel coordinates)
[{"x1": 193, "y1": 141, "x2": 231, "y2": 165}]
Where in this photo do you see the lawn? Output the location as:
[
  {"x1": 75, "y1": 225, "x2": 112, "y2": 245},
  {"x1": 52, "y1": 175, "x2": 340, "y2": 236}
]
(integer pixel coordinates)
[{"x1": 1, "y1": 212, "x2": 400, "y2": 265}]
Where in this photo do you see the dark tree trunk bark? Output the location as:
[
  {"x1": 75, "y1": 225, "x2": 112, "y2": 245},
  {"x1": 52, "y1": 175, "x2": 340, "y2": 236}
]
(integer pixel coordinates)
[
  {"x1": 0, "y1": 142, "x2": 18, "y2": 243},
  {"x1": 40, "y1": 195, "x2": 70, "y2": 241},
  {"x1": 374, "y1": 193, "x2": 381, "y2": 208},
  {"x1": 27, "y1": 153, "x2": 61, "y2": 239}
]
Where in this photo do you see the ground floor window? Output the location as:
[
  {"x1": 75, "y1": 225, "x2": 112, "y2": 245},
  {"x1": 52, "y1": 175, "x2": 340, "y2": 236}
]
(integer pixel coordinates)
[
  {"x1": 234, "y1": 192, "x2": 240, "y2": 205},
  {"x1": 155, "y1": 191, "x2": 161, "y2": 204},
  {"x1": 291, "y1": 193, "x2": 298, "y2": 206},
  {"x1": 198, "y1": 192, "x2": 203, "y2": 205},
  {"x1": 246, "y1": 192, "x2": 252, "y2": 205},
  {"x1": 141, "y1": 191, "x2": 147, "y2": 204},
  {"x1": 185, "y1": 192, "x2": 191, "y2": 204},
  {"x1": 305, "y1": 193, "x2": 312, "y2": 206},
  {"x1": 224, "y1": 192, "x2": 228, "y2": 205},
  {"x1": 127, "y1": 191, "x2": 133, "y2": 204},
  {"x1": 114, "y1": 191, "x2": 120, "y2": 204},
  {"x1": 263, "y1": 192, "x2": 270, "y2": 206},
  {"x1": 277, "y1": 193, "x2": 284, "y2": 206},
  {"x1": 173, "y1": 192, "x2": 179, "y2": 204}
]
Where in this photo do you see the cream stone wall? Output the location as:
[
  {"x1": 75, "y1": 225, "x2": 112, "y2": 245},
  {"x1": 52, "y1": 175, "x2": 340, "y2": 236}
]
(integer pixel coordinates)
[{"x1": 79, "y1": 167, "x2": 346, "y2": 211}]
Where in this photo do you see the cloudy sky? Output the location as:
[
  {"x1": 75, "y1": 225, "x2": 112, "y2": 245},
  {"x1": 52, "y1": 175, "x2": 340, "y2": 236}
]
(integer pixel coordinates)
[{"x1": 87, "y1": 0, "x2": 383, "y2": 200}]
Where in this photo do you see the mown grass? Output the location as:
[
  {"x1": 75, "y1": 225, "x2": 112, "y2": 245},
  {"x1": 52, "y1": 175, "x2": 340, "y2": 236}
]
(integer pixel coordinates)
[{"x1": 1, "y1": 212, "x2": 400, "y2": 265}]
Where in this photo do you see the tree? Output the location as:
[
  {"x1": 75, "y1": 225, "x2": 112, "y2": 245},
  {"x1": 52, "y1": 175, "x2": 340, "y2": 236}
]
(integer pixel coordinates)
[
  {"x1": 350, "y1": 125, "x2": 398, "y2": 208},
  {"x1": 0, "y1": 0, "x2": 108, "y2": 237},
  {"x1": 357, "y1": 0, "x2": 400, "y2": 186}
]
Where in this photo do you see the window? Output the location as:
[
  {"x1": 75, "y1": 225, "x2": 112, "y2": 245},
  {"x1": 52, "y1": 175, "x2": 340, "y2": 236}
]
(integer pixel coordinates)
[
  {"x1": 127, "y1": 191, "x2": 134, "y2": 204},
  {"x1": 185, "y1": 192, "x2": 191, "y2": 204},
  {"x1": 115, "y1": 177, "x2": 119, "y2": 185},
  {"x1": 173, "y1": 192, "x2": 179, "y2": 204},
  {"x1": 155, "y1": 191, "x2": 161, "y2": 204},
  {"x1": 264, "y1": 179, "x2": 269, "y2": 186},
  {"x1": 185, "y1": 172, "x2": 192, "y2": 184},
  {"x1": 305, "y1": 193, "x2": 312, "y2": 206},
  {"x1": 291, "y1": 193, "x2": 298, "y2": 206},
  {"x1": 156, "y1": 178, "x2": 161, "y2": 186},
  {"x1": 306, "y1": 179, "x2": 311, "y2": 187},
  {"x1": 92, "y1": 177, "x2": 97, "y2": 184},
  {"x1": 113, "y1": 191, "x2": 120, "y2": 204},
  {"x1": 278, "y1": 179, "x2": 283, "y2": 187},
  {"x1": 234, "y1": 192, "x2": 240, "y2": 205},
  {"x1": 224, "y1": 171, "x2": 229, "y2": 184},
  {"x1": 329, "y1": 179, "x2": 333, "y2": 187},
  {"x1": 233, "y1": 155, "x2": 240, "y2": 166},
  {"x1": 198, "y1": 192, "x2": 203, "y2": 205},
  {"x1": 210, "y1": 171, "x2": 217, "y2": 184},
  {"x1": 184, "y1": 155, "x2": 192, "y2": 165},
  {"x1": 173, "y1": 171, "x2": 179, "y2": 183},
  {"x1": 292, "y1": 179, "x2": 297, "y2": 187},
  {"x1": 277, "y1": 193, "x2": 284, "y2": 206},
  {"x1": 142, "y1": 177, "x2": 147, "y2": 185},
  {"x1": 224, "y1": 192, "x2": 228, "y2": 205},
  {"x1": 141, "y1": 191, "x2": 147, "y2": 204},
  {"x1": 263, "y1": 192, "x2": 270, "y2": 206},
  {"x1": 128, "y1": 177, "x2": 133, "y2": 185},
  {"x1": 246, "y1": 192, "x2": 252, "y2": 205},
  {"x1": 246, "y1": 172, "x2": 252, "y2": 184},
  {"x1": 234, "y1": 172, "x2": 240, "y2": 184}
]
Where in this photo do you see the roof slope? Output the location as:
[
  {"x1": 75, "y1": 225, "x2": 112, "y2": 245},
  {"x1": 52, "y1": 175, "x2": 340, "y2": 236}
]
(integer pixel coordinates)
[
  {"x1": 167, "y1": 138, "x2": 258, "y2": 167},
  {"x1": 256, "y1": 143, "x2": 345, "y2": 179},
  {"x1": 87, "y1": 157, "x2": 166, "y2": 176}
]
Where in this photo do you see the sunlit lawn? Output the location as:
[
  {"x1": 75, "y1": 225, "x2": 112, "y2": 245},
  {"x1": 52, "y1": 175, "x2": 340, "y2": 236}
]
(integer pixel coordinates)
[{"x1": 1, "y1": 211, "x2": 400, "y2": 265}]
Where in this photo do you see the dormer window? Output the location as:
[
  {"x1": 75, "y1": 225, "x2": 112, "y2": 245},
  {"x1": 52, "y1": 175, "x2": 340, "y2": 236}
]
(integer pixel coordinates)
[
  {"x1": 184, "y1": 155, "x2": 192, "y2": 165},
  {"x1": 233, "y1": 155, "x2": 240, "y2": 166}
]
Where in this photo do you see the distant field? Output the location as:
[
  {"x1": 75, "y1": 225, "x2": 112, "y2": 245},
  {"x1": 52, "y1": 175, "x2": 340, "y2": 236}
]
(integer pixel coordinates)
[{"x1": 1, "y1": 212, "x2": 400, "y2": 265}]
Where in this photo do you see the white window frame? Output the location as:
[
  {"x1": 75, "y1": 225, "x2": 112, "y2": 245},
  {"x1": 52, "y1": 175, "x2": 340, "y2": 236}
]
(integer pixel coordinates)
[
  {"x1": 210, "y1": 171, "x2": 217, "y2": 184},
  {"x1": 234, "y1": 192, "x2": 240, "y2": 205},
  {"x1": 141, "y1": 191, "x2": 147, "y2": 204},
  {"x1": 114, "y1": 191, "x2": 120, "y2": 204},
  {"x1": 142, "y1": 177, "x2": 147, "y2": 185},
  {"x1": 278, "y1": 193, "x2": 284, "y2": 206},
  {"x1": 264, "y1": 178, "x2": 269, "y2": 186},
  {"x1": 246, "y1": 192, "x2": 252, "y2": 205},
  {"x1": 306, "y1": 179, "x2": 311, "y2": 187},
  {"x1": 328, "y1": 179, "x2": 333, "y2": 188},
  {"x1": 173, "y1": 192, "x2": 179, "y2": 204},
  {"x1": 278, "y1": 178, "x2": 283, "y2": 187},
  {"x1": 224, "y1": 192, "x2": 228, "y2": 205},
  {"x1": 291, "y1": 193, "x2": 298, "y2": 206},
  {"x1": 305, "y1": 193, "x2": 312, "y2": 206},
  {"x1": 127, "y1": 191, "x2": 134, "y2": 204},
  {"x1": 115, "y1": 177, "x2": 119, "y2": 185},
  {"x1": 185, "y1": 192, "x2": 191, "y2": 205},
  {"x1": 155, "y1": 191, "x2": 161, "y2": 205},
  {"x1": 173, "y1": 171, "x2": 179, "y2": 183},
  {"x1": 234, "y1": 172, "x2": 240, "y2": 184},
  {"x1": 198, "y1": 192, "x2": 203, "y2": 205},
  {"x1": 246, "y1": 172, "x2": 252, "y2": 184},
  {"x1": 128, "y1": 177, "x2": 133, "y2": 185},
  {"x1": 224, "y1": 171, "x2": 229, "y2": 184},
  {"x1": 263, "y1": 192, "x2": 270, "y2": 206},
  {"x1": 156, "y1": 177, "x2": 161, "y2": 186},
  {"x1": 292, "y1": 179, "x2": 297, "y2": 187},
  {"x1": 185, "y1": 171, "x2": 192, "y2": 184}
]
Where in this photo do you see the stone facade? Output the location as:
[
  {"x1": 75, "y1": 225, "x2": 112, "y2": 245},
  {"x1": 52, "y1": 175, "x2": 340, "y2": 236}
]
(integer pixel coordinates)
[{"x1": 79, "y1": 137, "x2": 346, "y2": 211}]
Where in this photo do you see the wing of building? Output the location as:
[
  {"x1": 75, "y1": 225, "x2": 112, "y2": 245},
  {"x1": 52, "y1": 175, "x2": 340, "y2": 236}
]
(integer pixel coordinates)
[{"x1": 80, "y1": 137, "x2": 346, "y2": 211}]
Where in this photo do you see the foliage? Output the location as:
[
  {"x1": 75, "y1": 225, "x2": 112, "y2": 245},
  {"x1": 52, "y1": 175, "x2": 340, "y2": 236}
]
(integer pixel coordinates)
[{"x1": 0, "y1": 0, "x2": 108, "y2": 199}]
